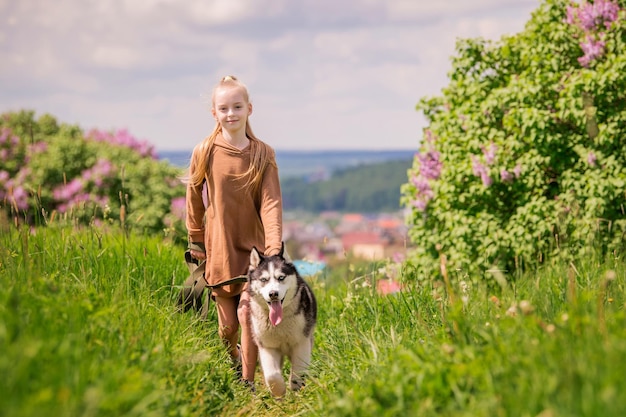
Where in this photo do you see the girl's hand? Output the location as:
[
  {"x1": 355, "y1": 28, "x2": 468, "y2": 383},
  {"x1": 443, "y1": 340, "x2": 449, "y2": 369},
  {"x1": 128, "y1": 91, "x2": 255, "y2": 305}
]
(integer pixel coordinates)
[{"x1": 190, "y1": 249, "x2": 206, "y2": 260}]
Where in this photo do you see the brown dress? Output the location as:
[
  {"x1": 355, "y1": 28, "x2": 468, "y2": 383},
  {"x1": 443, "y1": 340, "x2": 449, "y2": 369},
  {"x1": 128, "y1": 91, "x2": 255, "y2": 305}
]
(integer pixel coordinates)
[{"x1": 185, "y1": 134, "x2": 283, "y2": 297}]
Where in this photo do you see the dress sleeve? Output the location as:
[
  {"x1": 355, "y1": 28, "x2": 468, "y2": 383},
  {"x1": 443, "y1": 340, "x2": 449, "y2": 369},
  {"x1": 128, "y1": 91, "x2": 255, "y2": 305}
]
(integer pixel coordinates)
[
  {"x1": 186, "y1": 146, "x2": 206, "y2": 244},
  {"x1": 260, "y1": 151, "x2": 283, "y2": 256}
]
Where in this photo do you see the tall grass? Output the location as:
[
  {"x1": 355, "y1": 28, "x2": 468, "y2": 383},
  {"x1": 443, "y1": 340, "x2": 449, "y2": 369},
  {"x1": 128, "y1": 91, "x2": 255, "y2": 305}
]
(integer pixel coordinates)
[
  {"x1": 1, "y1": 224, "x2": 625, "y2": 416},
  {"x1": 1, "y1": 224, "x2": 236, "y2": 416}
]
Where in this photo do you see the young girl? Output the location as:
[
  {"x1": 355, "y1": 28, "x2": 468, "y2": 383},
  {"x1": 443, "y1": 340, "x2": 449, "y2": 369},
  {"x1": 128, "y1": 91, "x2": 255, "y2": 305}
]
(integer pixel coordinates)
[{"x1": 185, "y1": 75, "x2": 283, "y2": 388}]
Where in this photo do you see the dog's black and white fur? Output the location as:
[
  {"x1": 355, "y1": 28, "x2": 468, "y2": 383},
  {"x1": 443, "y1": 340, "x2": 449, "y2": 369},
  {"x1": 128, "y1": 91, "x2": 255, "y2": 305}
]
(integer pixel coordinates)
[{"x1": 247, "y1": 244, "x2": 317, "y2": 397}]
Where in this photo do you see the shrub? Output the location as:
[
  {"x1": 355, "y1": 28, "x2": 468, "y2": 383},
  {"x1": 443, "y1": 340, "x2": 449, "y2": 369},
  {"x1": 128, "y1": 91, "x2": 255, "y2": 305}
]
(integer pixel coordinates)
[
  {"x1": 401, "y1": 0, "x2": 626, "y2": 281},
  {"x1": 0, "y1": 110, "x2": 187, "y2": 241}
]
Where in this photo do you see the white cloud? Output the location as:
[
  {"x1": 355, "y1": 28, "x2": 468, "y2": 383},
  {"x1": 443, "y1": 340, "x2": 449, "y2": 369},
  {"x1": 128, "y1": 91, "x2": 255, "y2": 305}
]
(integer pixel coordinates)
[
  {"x1": 385, "y1": 0, "x2": 537, "y2": 20},
  {"x1": 0, "y1": 0, "x2": 542, "y2": 150},
  {"x1": 91, "y1": 45, "x2": 141, "y2": 69}
]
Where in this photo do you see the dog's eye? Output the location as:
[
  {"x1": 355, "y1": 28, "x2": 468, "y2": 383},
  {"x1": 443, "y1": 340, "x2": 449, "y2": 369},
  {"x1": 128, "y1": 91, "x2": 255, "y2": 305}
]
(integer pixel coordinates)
[
  {"x1": 260, "y1": 277, "x2": 269, "y2": 283},
  {"x1": 277, "y1": 275, "x2": 286, "y2": 281}
]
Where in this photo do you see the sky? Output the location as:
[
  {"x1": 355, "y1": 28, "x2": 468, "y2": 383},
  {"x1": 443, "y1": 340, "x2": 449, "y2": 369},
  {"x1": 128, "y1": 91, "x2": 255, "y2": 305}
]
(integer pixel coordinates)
[{"x1": 1, "y1": 0, "x2": 541, "y2": 151}]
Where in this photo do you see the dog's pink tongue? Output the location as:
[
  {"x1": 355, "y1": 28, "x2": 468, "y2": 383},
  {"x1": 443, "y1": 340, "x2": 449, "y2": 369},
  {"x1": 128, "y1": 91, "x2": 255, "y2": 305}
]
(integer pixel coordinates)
[{"x1": 269, "y1": 300, "x2": 283, "y2": 326}]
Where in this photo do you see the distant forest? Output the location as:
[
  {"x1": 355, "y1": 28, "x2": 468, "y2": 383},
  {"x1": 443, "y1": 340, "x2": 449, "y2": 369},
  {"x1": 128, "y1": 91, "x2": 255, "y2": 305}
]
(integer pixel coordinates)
[{"x1": 281, "y1": 159, "x2": 413, "y2": 213}]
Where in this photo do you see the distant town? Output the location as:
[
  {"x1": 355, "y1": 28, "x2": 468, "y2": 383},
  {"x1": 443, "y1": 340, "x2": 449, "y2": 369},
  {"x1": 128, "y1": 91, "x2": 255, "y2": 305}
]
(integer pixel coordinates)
[
  {"x1": 159, "y1": 149, "x2": 416, "y2": 266},
  {"x1": 284, "y1": 209, "x2": 411, "y2": 265}
]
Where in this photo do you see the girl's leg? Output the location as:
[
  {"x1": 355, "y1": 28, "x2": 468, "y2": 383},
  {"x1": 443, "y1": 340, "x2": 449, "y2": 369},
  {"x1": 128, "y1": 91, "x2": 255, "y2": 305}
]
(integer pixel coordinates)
[
  {"x1": 237, "y1": 290, "x2": 258, "y2": 382},
  {"x1": 214, "y1": 295, "x2": 239, "y2": 360}
]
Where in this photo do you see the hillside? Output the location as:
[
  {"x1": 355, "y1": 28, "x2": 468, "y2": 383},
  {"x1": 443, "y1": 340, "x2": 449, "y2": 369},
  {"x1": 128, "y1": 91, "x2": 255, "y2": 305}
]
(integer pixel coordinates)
[
  {"x1": 3, "y1": 225, "x2": 626, "y2": 416},
  {"x1": 281, "y1": 159, "x2": 413, "y2": 213}
]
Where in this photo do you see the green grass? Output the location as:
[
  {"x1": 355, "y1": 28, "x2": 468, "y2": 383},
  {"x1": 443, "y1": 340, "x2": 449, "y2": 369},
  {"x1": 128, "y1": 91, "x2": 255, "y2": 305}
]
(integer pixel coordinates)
[{"x1": 1, "y1": 224, "x2": 625, "y2": 416}]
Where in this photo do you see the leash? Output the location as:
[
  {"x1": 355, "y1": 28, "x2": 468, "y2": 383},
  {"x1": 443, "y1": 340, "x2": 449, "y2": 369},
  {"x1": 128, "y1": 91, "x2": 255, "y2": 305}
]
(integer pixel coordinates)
[
  {"x1": 185, "y1": 252, "x2": 248, "y2": 288},
  {"x1": 209, "y1": 274, "x2": 248, "y2": 289},
  {"x1": 178, "y1": 250, "x2": 248, "y2": 319}
]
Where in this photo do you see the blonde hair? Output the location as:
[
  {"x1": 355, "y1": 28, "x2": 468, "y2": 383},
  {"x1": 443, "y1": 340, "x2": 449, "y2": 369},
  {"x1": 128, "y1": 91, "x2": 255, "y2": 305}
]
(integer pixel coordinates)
[{"x1": 189, "y1": 75, "x2": 275, "y2": 194}]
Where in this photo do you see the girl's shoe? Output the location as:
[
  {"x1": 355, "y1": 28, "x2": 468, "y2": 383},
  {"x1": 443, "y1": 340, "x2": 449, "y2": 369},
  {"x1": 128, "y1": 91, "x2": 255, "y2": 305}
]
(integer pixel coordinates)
[
  {"x1": 231, "y1": 344, "x2": 242, "y2": 379},
  {"x1": 243, "y1": 379, "x2": 256, "y2": 393}
]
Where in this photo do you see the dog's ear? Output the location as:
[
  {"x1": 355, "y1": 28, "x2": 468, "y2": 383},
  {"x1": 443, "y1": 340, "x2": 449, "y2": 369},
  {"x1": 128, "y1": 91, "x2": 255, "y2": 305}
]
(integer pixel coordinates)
[
  {"x1": 250, "y1": 246, "x2": 262, "y2": 269},
  {"x1": 278, "y1": 242, "x2": 284, "y2": 258},
  {"x1": 280, "y1": 242, "x2": 293, "y2": 263}
]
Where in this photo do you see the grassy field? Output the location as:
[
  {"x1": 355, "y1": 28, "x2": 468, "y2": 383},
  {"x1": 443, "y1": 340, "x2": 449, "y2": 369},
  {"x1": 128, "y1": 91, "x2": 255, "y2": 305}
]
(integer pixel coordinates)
[{"x1": 1, "y1": 223, "x2": 625, "y2": 416}]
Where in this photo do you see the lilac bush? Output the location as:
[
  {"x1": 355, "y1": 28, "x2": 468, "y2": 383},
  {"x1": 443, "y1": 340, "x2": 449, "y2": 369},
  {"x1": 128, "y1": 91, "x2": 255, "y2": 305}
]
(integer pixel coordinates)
[
  {"x1": 402, "y1": 0, "x2": 626, "y2": 280},
  {"x1": 0, "y1": 110, "x2": 186, "y2": 240}
]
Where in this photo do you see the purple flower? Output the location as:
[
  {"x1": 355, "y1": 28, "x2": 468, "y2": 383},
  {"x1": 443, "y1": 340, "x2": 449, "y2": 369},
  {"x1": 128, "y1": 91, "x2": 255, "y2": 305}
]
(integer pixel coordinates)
[
  {"x1": 412, "y1": 199, "x2": 428, "y2": 212},
  {"x1": 471, "y1": 155, "x2": 485, "y2": 177},
  {"x1": 418, "y1": 150, "x2": 442, "y2": 180},
  {"x1": 410, "y1": 174, "x2": 434, "y2": 212},
  {"x1": 598, "y1": 1, "x2": 620, "y2": 28},
  {"x1": 74, "y1": 193, "x2": 92, "y2": 204},
  {"x1": 86, "y1": 128, "x2": 157, "y2": 159},
  {"x1": 3, "y1": 168, "x2": 30, "y2": 206},
  {"x1": 82, "y1": 158, "x2": 114, "y2": 187},
  {"x1": 566, "y1": 0, "x2": 620, "y2": 67},
  {"x1": 408, "y1": 132, "x2": 444, "y2": 212},
  {"x1": 566, "y1": 4, "x2": 578, "y2": 25},
  {"x1": 53, "y1": 178, "x2": 84, "y2": 201},
  {"x1": 578, "y1": 35, "x2": 606, "y2": 66},
  {"x1": 579, "y1": 6, "x2": 604, "y2": 30},
  {"x1": 170, "y1": 196, "x2": 186, "y2": 221},
  {"x1": 99, "y1": 195, "x2": 109, "y2": 206},
  {"x1": 567, "y1": 0, "x2": 620, "y2": 31},
  {"x1": 411, "y1": 175, "x2": 432, "y2": 195},
  {"x1": 0, "y1": 128, "x2": 10, "y2": 144},
  {"x1": 481, "y1": 172, "x2": 493, "y2": 187},
  {"x1": 9, "y1": 185, "x2": 29, "y2": 210},
  {"x1": 28, "y1": 141, "x2": 48, "y2": 154},
  {"x1": 481, "y1": 142, "x2": 498, "y2": 165},
  {"x1": 471, "y1": 155, "x2": 493, "y2": 187},
  {"x1": 424, "y1": 129, "x2": 436, "y2": 144},
  {"x1": 587, "y1": 151, "x2": 597, "y2": 167},
  {"x1": 54, "y1": 159, "x2": 115, "y2": 208},
  {"x1": 513, "y1": 164, "x2": 522, "y2": 178},
  {"x1": 500, "y1": 169, "x2": 514, "y2": 183}
]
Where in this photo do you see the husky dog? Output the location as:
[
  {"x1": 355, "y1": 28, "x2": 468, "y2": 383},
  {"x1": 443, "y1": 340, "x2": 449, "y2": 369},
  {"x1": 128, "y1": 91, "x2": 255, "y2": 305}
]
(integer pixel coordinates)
[{"x1": 247, "y1": 244, "x2": 317, "y2": 397}]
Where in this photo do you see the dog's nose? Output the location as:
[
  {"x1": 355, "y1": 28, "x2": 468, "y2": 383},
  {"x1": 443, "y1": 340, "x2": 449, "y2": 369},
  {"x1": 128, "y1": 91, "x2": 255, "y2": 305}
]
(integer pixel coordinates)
[{"x1": 269, "y1": 290, "x2": 279, "y2": 300}]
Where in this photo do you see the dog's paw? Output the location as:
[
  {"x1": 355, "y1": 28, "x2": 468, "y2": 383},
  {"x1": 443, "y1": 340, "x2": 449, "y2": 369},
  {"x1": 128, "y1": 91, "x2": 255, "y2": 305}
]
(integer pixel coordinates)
[
  {"x1": 266, "y1": 373, "x2": 286, "y2": 397},
  {"x1": 290, "y1": 377, "x2": 305, "y2": 391}
]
